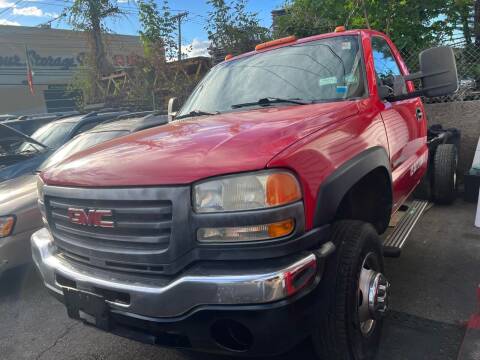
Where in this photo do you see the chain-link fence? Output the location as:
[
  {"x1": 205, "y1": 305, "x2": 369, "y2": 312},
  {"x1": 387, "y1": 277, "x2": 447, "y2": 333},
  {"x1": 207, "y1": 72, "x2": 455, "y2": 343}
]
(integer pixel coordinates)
[{"x1": 398, "y1": 43, "x2": 480, "y2": 103}]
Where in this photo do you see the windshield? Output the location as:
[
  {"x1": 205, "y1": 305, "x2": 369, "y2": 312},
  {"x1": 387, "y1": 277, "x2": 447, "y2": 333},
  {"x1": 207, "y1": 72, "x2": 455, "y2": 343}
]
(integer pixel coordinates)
[
  {"x1": 39, "y1": 130, "x2": 128, "y2": 171},
  {"x1": 17, "y1": 121, "x2": 76, "y2": 153},
  {"x1": 177, "y1": 35, "x2": 365, "y2": 116}
]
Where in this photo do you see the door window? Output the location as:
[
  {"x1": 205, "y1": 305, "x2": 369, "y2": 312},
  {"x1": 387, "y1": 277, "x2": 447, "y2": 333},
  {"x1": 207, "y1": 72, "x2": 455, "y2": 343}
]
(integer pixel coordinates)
[{"x1": 371, "y1": 36, "x2": 401, "y2": 88}]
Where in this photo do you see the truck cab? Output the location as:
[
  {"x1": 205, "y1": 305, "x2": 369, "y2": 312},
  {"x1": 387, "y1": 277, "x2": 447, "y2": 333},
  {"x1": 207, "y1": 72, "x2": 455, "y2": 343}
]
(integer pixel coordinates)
[{"x1": 32, "y1": 29, "x2": 458, "y2": 359}]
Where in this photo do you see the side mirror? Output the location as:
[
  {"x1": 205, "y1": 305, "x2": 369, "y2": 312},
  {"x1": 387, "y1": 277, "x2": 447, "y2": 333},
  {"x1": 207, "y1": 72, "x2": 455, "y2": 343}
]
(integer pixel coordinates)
[
  {"x1": 385, "y1": 47, "x2": 458, "y2": 102},
  {"x1": 406, "y1": 47, "x2": 458, "y2": 97},
  {"x1": 167, "y1": 97, "x2": 180, "y2": 122}
]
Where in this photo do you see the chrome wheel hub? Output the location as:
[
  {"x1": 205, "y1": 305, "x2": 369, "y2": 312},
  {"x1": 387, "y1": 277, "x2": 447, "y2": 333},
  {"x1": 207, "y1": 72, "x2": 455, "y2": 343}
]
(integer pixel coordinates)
[{"x1": 358, "y1": 253, "x2": 390, "y2": 336}]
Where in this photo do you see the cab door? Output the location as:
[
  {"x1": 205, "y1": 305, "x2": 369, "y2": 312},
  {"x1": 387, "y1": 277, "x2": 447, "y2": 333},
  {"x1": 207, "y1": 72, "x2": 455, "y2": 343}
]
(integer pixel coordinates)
[{"x1": 371, "y1": 35, "x2": 427, "y2": 210}]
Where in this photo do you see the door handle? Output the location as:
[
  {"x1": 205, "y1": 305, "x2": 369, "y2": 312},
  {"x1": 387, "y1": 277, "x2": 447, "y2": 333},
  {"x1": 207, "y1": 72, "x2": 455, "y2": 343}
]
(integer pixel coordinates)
[{"x1": 415, "y1": 108, "x2": 423, "y2": 121}]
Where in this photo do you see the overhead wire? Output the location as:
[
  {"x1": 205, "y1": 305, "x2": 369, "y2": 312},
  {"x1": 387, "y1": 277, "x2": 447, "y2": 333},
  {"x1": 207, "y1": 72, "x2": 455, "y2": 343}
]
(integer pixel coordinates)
[
  {"x1": 0, "y1": 0, "x2": 26, "y2": 16},
  {"x1": 1, "y1": 0, "x2": 208, "y2": 51}
]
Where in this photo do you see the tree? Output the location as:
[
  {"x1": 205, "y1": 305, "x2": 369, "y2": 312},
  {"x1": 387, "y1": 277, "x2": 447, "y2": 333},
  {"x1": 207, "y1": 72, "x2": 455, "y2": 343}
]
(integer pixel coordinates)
[
  {"x1": 69, "y1": 0, "x2": 123, "y2": 75},
  {"x1": 475, "y1": 0, "x2": 480, "y2": 45},
  {"x1": 206, "y1": 0, "x2": 271, "y2": 57},
  {"x1": 68, "y1": 0, "x2": 124, "y2": 105},
  {"x1": 445, "y1": 0, "x2": 480, "y2": 46},
  {"x1": 447, "y1": 0, "x2": 474, "y2": 45},
  {"x1": 135, "y1": 0, "x2": 196, "y2": 108},
  {"x1": 444, "y1": 0, "x2": 480, "y2": 91},
  {"x1": 138, "y1": 0, "x2": 177, "y2": 61},
  {"x1": 275, "y1": 0, "x2": 451, "y2": 49}
]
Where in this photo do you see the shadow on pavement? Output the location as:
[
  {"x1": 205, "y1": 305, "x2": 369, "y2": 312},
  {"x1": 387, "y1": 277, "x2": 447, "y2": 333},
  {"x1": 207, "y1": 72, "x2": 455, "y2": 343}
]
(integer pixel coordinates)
[
  {"x1": 0, "y1": 264, "x2": 38, "y2": 299},
  {"x1": 182, "y1": 311, "x2": 465, "y2": 360}
]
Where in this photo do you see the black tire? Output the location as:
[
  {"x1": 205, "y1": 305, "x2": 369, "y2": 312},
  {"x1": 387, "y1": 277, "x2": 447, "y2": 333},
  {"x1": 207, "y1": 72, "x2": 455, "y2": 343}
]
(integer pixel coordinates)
[
  {"x1": 432, "y1": 144, "x2": 457, "y2": 204},
  {"x1": 312, "y1": 220, "x2": 385, "y2": 360}
]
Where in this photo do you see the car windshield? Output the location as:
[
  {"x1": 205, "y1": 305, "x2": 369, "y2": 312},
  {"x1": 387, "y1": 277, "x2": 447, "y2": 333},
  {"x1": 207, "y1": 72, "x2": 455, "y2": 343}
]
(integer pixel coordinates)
[
  {"x1": 177, "y1": 35, "x2": 365, "y2": 117},
  {"x1": 17, "y1": 121, "x2": 76, "y2": 154},
  {"x1": 39, "y1": 130, "x2": 128, "y2": 171}
]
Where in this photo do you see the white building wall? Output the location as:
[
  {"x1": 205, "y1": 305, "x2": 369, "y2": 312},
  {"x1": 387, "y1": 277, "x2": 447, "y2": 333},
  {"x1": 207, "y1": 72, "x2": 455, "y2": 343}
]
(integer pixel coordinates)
[{"x1": 0, "y1": 25, "x2": 144, "y2": 114}]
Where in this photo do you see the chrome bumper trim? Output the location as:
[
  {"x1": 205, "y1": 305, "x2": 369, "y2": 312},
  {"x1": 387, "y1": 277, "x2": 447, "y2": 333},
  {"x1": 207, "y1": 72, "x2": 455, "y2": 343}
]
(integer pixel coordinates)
[{"x1": 32, "y1": 228, "x2": 322, "y2": 318}]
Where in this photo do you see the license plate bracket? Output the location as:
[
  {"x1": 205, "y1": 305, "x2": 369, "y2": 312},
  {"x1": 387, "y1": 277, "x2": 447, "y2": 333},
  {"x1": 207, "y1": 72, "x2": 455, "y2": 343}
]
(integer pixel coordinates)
[{"x1": 63, "y1": 287, "x2": 110, "y2": 331}]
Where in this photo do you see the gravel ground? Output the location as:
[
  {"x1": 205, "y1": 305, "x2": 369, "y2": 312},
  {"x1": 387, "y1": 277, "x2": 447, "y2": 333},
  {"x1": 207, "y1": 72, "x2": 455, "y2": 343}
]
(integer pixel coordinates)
[{"x1": 0, "y1": 199, "x2": 478, "y2": 360}]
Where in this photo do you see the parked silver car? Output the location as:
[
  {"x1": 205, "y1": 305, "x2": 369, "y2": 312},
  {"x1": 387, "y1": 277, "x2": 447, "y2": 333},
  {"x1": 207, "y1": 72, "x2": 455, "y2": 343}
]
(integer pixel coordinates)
[{"x1": 0, "y1": 113, "x2": 168, "y2": 275}]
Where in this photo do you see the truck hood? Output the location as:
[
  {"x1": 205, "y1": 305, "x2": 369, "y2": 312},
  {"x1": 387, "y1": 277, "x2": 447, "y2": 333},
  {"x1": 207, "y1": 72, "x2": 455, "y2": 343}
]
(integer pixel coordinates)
[{"x1": 42, "y1": 102, "x2": 358, "y2": 187}]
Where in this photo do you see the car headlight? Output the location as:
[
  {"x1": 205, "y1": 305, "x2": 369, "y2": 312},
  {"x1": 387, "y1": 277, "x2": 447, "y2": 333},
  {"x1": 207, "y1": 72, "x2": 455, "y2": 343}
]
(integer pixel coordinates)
[
  {"x1": 0, "y1": 216, "x2": 15, "y2": 238},
  {"x1": 194, "y1": 170, "x2": 301, "y2": 243},
  {"x1": 193, "y1": 170, "x2": 302, "y2": 213}
]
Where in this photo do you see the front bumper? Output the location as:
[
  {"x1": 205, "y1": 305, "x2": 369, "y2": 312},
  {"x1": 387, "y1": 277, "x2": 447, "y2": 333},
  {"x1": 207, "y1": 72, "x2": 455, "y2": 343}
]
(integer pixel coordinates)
[
  {"x1": 32, "y1": 227, "x2": 334, "y2": 355},
  {"x1": 32, "y1": 227, "x2": 334, "y2": 317}
]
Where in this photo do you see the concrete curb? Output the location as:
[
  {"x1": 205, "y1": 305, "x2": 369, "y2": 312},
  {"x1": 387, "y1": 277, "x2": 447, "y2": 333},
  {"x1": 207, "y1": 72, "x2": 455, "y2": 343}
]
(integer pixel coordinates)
[{"x1": 457, "y1": 286, "x2": 480, "y2": 360}]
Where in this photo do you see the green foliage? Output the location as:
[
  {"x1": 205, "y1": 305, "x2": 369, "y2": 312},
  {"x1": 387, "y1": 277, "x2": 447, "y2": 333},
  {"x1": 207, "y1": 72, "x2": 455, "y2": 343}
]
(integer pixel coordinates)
[
  {"x1": 68, "y1": 54, "x2": 96, "y2": 109},
  {"x1": 138, "y1": 0, "x2": 178, "y2": 61},
  {"x1": 67, "y1": 0, "x2": 125, "y2": 106},
  {"x1": 275, "y1": 0, "x2": 453, "y2": 49},
  {"x1": 134, "y1": 0, "x2": 197, "y2": 109},
  {"x1": 206, "y1": 0, "x2": 271, "y2": 55},
  {"x1": 445, "y1": 0, "x2": 476, "y2": 45},
  {"x1": 68, "y1": 0, "x2": 123, "y2": 32},
  {"x1": 274, "y1": 0, "x2": 346, "y2": 38}
]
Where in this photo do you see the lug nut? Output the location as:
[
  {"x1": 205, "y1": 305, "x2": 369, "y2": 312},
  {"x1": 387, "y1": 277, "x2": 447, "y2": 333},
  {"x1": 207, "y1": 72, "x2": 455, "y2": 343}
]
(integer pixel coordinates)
[{"x1": 367, "y1": 273, "x2": 390, "y2": 319}]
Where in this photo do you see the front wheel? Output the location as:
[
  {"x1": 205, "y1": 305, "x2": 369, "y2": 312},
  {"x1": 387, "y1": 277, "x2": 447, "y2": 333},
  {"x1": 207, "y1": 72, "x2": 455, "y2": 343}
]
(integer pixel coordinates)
[{"x1": 312, "y1": 220, "x2": 390, "y2": 360}]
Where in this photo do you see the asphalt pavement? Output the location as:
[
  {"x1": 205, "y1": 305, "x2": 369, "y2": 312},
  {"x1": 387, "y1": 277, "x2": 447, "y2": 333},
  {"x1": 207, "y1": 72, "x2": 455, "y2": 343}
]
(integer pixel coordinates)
[{"x1": 0, "y1": 199, "x2": 478, "y2": 360}]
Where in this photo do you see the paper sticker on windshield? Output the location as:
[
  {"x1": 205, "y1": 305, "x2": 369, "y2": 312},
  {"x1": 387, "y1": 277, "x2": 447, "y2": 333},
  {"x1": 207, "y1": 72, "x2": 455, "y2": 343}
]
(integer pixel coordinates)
[
  {"x1": 319, "y1": 77, "x2": 337, "y2": 86},
  {"x1": 342, "y1": 42, "x2": 352, "y2": 50},
  {"x1": 336, "y1": 86, "x2": 348, "y2": 94},
  {"x1": 345, "y1": 73, "x2": 357, "y2": 83}
]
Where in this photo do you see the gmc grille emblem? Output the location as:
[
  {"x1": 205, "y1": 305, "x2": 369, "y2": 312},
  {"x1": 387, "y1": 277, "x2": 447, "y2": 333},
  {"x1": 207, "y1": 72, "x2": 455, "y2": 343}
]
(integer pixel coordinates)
[{"x1": 67, "y1": 208, "x2": 114, "y2": 228}]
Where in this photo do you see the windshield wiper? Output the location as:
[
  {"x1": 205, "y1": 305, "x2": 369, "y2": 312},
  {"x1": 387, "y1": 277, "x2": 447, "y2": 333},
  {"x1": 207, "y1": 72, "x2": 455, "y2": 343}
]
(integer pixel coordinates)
[
  {"x1": 0, "y1": 123, "x2": 49, "y2": 150},
  {"x1": 175, "y1": 110, "x2": 220, "y2": 120},
  {"x1": 231, "y1": 97, "x2": 312, "y2": 109}
]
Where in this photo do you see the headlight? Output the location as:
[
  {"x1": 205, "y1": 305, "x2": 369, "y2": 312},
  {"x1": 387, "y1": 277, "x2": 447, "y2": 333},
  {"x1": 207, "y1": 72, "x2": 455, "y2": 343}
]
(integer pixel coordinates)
[
  {"x1": 0, "y1": 216, "x2": 15, "y2": 238},
  {"x1": 193, "y1": 170, "x2": 302, "y2": 213},
  {"x1": 36, "y1": 175, "x2": 44, "y2": 202}
]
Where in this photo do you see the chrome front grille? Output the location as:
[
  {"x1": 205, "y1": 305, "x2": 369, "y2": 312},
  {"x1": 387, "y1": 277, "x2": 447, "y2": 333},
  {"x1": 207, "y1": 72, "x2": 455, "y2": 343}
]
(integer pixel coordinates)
[
  {"x1": 40, "y1": 183, "x2": 306, "y2": 277},
  {"x1": 47, "y1": 196, "x2": 172, "y2": 251},
  {"x1": 41, "y1": 185, "x2": 193, "y2": 275}
]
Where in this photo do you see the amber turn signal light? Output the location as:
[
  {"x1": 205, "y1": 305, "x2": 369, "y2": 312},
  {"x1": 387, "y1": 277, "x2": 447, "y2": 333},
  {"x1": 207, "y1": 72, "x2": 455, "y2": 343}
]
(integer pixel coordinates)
[
  {"x1": 266, "y1": 172, "x2": 302, "y2": 207},
  {"x1": 255, "y1": 35, "x2": 297, "y2": 51},
  {"x1": 0, "y1": 216, "x2": 15, "y2": 238},
  {"x1": 197, "y1": 218, "x2": 295, "y2": 243},
  {"x1": 268, "y1": 219, "x2": 295, "y2": 238}
]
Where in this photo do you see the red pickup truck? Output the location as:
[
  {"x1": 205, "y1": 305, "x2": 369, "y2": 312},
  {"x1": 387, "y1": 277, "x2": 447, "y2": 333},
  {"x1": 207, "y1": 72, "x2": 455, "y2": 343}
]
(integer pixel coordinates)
[{"x1": 32, "y1": 29, "x2": 458, "y2": 359}]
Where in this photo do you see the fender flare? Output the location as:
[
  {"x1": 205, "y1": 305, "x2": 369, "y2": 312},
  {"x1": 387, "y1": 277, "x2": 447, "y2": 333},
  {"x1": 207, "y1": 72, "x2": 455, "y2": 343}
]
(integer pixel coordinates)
[{"x1": 314, "y1": 146, "x2": 392, "y2": 227}]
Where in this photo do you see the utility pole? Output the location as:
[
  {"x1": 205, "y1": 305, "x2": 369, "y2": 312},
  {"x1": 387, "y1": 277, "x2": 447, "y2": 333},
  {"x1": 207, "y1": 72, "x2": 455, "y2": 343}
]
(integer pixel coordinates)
[{"x1": 173, "y1": 12, "x2": 188, "y2": 62}]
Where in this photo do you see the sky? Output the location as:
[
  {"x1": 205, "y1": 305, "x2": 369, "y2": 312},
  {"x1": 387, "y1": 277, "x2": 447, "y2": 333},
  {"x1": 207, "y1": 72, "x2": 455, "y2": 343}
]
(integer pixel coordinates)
[{"x1": 0, "y1": 0, "x2": 285, "y2": 57}]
